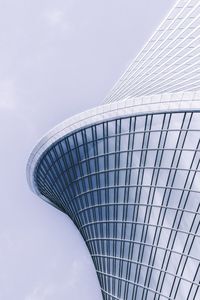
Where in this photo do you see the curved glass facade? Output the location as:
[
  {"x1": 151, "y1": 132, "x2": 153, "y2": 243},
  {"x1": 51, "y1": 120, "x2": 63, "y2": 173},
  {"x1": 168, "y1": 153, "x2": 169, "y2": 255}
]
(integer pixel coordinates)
[{"x1": 34, "y1": 111, "x2": 200, "y2": 300}]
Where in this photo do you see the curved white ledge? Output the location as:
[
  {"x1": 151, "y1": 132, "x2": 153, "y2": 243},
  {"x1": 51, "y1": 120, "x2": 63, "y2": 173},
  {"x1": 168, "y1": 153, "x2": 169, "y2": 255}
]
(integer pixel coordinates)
[{"x1": 27, "y1": 90, "x2": 200, "y2": 198}]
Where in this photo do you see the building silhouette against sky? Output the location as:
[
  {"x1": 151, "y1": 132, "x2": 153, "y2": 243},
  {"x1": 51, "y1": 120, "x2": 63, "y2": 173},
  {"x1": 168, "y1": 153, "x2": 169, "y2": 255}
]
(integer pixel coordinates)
[{"x1": 27, "y1": 1, "x2": 200, "y2": 299}]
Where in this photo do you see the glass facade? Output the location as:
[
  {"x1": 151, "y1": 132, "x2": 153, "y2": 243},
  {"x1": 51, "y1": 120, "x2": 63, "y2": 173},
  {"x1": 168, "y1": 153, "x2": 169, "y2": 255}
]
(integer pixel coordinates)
[
  {"x1": 33, "y1": 111, "x2": 200, "y2": 300},
  {"x1": 104, "y1": 0, "x2": 200, "y2": 103}
]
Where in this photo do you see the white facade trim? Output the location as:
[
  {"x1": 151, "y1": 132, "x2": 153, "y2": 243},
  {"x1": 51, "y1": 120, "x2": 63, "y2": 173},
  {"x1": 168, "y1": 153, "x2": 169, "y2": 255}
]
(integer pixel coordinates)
[{"x1": 27, "y1": 90, "x2": 200, "y2": 197}]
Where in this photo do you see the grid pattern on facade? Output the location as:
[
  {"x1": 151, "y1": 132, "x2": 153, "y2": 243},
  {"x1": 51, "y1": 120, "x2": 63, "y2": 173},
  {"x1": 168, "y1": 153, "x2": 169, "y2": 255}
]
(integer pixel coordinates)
[
  {"x1": 27, "y1": 90, "x2": 200, "y2": 195},
  {"x1": 34, "y1": 111, "x2": 200, "y2": 300},
  {"x1": 104, "y1": 0, "x2": 200, "y2": 103}
]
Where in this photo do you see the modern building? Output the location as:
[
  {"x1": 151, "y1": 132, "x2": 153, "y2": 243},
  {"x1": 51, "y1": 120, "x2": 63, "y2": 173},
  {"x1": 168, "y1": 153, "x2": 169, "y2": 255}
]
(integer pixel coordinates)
[{"x1": 27, "y1": 1, "x2": 200, "y2": 299}]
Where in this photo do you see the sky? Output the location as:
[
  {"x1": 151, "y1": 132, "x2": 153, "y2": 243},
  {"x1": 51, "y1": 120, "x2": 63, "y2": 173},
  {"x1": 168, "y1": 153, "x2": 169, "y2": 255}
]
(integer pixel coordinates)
[{"x1": 0, "y1": 1, "x2": 175, "y2": 299}]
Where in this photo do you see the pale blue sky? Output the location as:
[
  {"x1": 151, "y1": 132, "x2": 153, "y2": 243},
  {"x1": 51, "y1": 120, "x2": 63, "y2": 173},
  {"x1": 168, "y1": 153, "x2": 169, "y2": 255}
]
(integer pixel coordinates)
[{"x1": 0, "y1": 1, "x2": 175, "y2": 299}]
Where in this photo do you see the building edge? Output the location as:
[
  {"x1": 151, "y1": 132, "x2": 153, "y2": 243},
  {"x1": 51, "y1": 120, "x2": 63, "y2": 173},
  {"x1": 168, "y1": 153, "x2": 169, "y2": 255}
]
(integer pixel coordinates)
[{"x1": 27, "y1": 90, "x2": 200, "y2": 206}]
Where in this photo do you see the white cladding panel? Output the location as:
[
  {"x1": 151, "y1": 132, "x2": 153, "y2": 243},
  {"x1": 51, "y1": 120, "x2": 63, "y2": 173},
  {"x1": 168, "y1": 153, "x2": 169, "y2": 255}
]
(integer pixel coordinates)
[{"x1": 104, "y1": 0, "x2": 200, "y2": 103}]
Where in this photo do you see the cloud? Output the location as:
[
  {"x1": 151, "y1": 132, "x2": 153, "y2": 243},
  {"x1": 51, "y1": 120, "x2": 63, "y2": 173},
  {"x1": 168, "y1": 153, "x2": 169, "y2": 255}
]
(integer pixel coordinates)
[
  {"x1": 0, "y1": 79, "x2": 16, "y2": 110},
  {"x1": 24, "y1": 257, "x2": 90, "y2": 300},
  {"x1": 43, "y1": 9, "x2": 68, "y2": 31},
  {"x1": 25, "y1": 286, "x2": 49, "y2": 300},
  {"x1": 24, "y1": 284, "x2": 57, "y2": 300},
  {"x1": 24, "y1": 280, "x2": 70, "y2": 300}
]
